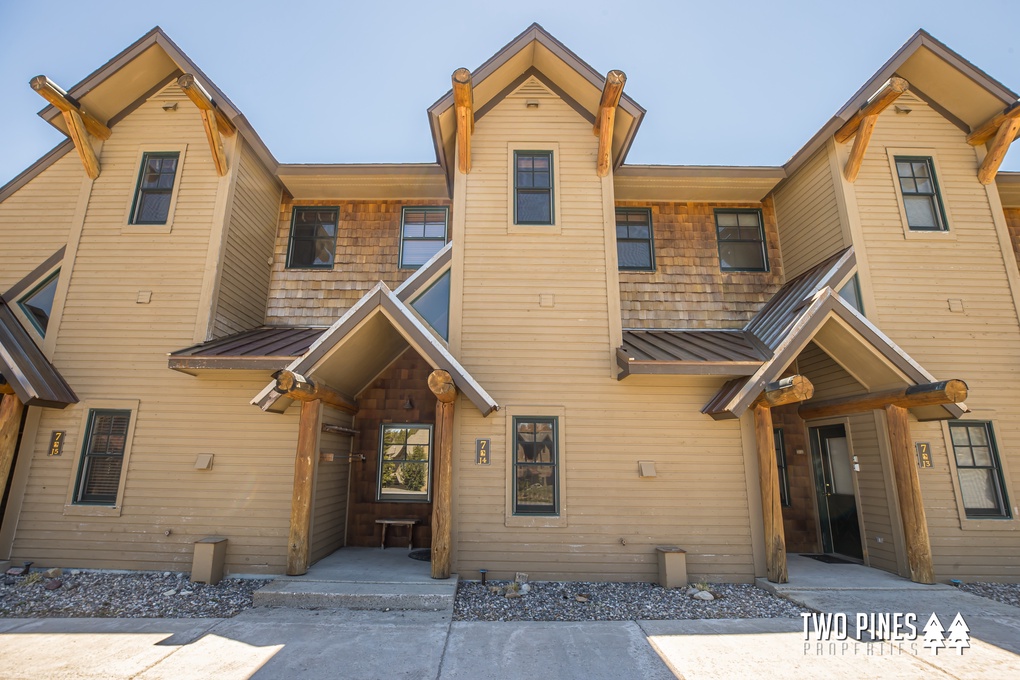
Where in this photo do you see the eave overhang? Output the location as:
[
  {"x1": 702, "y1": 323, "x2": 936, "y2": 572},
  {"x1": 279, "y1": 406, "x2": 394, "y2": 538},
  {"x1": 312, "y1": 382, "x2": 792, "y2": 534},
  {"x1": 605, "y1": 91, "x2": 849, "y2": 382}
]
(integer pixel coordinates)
[{"x1": 0, "y1": 301, "x2": 76, "y2": 408}]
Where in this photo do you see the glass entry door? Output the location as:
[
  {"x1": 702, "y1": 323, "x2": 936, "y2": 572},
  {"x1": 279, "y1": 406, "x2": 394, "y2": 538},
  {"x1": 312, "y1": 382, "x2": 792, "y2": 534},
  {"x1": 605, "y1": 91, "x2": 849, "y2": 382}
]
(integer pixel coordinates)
[{"x1": 810, "y1": 424, "x2": 863, "y2": 560}]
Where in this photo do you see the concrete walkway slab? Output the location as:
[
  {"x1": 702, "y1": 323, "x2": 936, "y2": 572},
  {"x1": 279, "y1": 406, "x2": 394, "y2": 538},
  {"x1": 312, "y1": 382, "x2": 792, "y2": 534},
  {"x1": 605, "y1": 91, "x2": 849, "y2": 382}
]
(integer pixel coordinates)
[{"x1": 440, "y1": 621, "x2": 676, "y2": 680}]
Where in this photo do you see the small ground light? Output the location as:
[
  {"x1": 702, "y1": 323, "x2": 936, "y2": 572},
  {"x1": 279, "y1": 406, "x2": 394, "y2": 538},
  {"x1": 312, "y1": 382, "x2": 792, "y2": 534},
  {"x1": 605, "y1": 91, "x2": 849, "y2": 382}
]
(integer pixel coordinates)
[{"x1": 479, "y1": 569, "x2": 488, "y2": 584}]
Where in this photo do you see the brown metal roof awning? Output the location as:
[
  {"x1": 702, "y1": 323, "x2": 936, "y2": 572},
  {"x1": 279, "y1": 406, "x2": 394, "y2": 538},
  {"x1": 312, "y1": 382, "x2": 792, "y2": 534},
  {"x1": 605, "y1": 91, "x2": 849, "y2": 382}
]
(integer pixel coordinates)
[
  {"x1": 0, "y1": 301, "x2": 76, "y2": 408},
  {"x1": 169, "y1": 326, "x2": 326, "y2": 373},
  {"x1": 618, "y1": 330, "x2": 767, "y2": 377}
]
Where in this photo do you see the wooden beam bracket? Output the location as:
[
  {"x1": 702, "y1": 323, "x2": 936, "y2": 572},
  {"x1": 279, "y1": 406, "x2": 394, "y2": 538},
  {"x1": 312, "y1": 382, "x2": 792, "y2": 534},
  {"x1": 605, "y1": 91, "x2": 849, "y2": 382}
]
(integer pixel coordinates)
[
  {"x1": 273, "y1": 370, "x2": 358, "y2": 414},
  {"x1": 594, "y1": 70, "x2": 626, "y2": 177},
  {"x1": 31, "y1": 75, "x2": 109, "y2": 179},
  {"x1": 967, "y1": 100, "x2": 1020, "y2": 146},
  {"x1": 977, "y1": 116, "x2": 1020, "y2": 184},
  {"x1": 798, "y1": 379, "x2": 967, "y2": 421},
  {"x1": 751, "y1": 375, "x2": 814, "y2": 408},
  {"x1": 833, "y1": 77, "x2": 909, "y2": 144},
  {"x1": 178, "y1": 74, "x2": 235, "y2": 177},
  {"x1": 452, "y1": 68, "x2": 473, "y2": 174}
]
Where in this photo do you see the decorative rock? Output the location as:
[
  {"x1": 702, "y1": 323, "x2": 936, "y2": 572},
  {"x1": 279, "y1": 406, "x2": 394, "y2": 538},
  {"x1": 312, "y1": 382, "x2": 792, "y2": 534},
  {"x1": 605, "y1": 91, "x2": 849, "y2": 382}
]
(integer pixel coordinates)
[
  {"x1": 179, "y1": 590, "x2": 193, "y2": 596},
  {"x1": 685, "y1": 586, "x2": 699, "y2": 597},
  {"x1": 5, "y1": 568, "x2": 25, "y2": 576},
  {"x1": 505, "y1": 591, "x2": 521, "y2": 599},
  {"x1": 693, "y1": 590, "x2": 715, "y2": 601},
  {"x1": 43, "y1": 568, "x2": 62, "y2": 579},
  {"x1": 519, "y1": 583, "x2": 531, "y2": 594},
  {"x1": 163, "y1": 572, "x2": 171, "y2": 577},
  {"x1": 575, "y1": 595, "x2": 589, "y2": 603},
  {"x1": 514, "y1": 572, "x2": 529, "y2": 584},
  {"x1": 44, "y1": 579, "x2": 62, "y2": 590},
  {"x1": 162, "y1": 589, "x2": 177, "y2": 597}
]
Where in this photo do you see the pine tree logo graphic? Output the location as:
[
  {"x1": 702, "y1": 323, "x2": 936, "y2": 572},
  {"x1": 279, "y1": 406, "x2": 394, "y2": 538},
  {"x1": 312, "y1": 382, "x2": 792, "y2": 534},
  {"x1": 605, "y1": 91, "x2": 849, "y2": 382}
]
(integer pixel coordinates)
[
  {"x1": 946, "y1": 613, "x2": 971, "y2": 654},
  {"x1": 922, "y1": 613, "x2": 946, "y2": 655}
]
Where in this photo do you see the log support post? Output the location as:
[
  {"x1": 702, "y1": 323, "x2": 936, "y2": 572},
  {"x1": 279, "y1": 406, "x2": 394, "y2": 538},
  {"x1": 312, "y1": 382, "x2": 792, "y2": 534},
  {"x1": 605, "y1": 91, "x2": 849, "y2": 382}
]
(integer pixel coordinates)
[
  {"x1": 753, "y1": 404, "x2": 787, "y2": 583},
  {"x1": 885, "y1": 405, "x2": 935, "y2": 584},
  {"x1": 287, "y1": 399, "x2": 320, "y2": 576},
  {"x1": 593, "y1": 70, "x2": 626, "y2": 177},
  {"x1": 428, "y1": 369, "x2": 457, "y2": 579},
  {"x1": 452, "y1": 68, "x2": 473, "y2": 175}
]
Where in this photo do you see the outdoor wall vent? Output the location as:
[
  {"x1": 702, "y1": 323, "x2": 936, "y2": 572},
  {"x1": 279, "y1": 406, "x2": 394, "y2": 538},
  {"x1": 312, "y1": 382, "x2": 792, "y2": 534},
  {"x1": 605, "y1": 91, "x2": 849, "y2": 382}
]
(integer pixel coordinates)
[{"x1": 638, "y1": 460, "x2": 656, "y2": 478}]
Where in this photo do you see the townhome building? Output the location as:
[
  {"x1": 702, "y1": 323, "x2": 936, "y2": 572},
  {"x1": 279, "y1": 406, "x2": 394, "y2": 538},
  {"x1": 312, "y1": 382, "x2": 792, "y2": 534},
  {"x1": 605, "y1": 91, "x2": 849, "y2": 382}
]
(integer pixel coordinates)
[{"x1": 2, "y1": 24, "x2": 1018, "y2": 586}]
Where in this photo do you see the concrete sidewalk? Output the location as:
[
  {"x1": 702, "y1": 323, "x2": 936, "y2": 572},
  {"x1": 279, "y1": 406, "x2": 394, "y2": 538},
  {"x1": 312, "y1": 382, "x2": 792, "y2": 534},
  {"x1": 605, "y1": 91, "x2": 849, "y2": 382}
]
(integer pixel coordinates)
[{"x1": 1, "y1": 603, "x2": 1018, "y2": 679}]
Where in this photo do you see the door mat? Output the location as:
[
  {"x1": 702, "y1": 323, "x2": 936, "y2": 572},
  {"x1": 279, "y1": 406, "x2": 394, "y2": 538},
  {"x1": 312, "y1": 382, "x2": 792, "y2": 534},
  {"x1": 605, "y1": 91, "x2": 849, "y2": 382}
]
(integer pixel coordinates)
[
  {"x1": 408, "y1": 548, "x2": 431, "y2": 562},
  {"x1": 801, "y1": 553, "x2": 854, "y2": 565}
]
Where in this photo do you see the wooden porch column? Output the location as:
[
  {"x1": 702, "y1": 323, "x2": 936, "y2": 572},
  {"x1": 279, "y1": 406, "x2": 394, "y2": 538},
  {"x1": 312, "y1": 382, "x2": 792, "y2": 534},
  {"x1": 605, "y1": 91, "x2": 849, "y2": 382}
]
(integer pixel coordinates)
[
  {"x1": 885, "y1": 404, "x2": 935, "y2": 584},
  {"x1": 428, "y1": 369, "x2": 457, "y2": 579},
  {"x1": 0, "y1": 394, "x2": 25, "y2": 498},
  {"x1": 287, "y1": 399, "x2": 320, "y2": 576},
  {"x1": 753, "y1": 404, "x2": 787, "y2": 583}
]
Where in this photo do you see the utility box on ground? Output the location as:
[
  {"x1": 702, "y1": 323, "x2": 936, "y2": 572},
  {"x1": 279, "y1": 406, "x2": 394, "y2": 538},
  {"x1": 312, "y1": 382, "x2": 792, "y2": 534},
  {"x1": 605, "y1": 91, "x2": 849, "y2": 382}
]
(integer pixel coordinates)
[
  {"x1": 192, "y1": 536, "x2": 228, "y2": 585},
  {"x1": 656, "y1": 546, "x2": 688, "y2": 589}
]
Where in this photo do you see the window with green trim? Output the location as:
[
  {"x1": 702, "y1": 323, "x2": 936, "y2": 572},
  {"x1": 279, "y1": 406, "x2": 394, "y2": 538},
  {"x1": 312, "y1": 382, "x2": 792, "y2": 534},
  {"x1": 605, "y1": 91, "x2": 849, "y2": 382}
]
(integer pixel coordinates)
[
  {"x1": 287, "y1": 207, "x2": 338, "y2": 269},
  {"x1": 775, "y1": 427, "x2": 790, "y2": 507},
  {"x1": 377, "y1": 424, "x2": 433, "y2": 502},
  {"x1": 17, "y1": 270, "x2": 59, "y2": 336},
  {"x1": 410, "y1": 270, "x2": 450, "y2": 340},
  {"x1": 715, "y1": 209, "x2": 768, "y2": 272},
  {"x1": 130, "y1": 152, "x2": 180, "y2": 225},
  {"x1": 513, "y1": 416, "x2": 558, "y2": 515},
  {"x1": 895, "y1": 157, "x2": 947, "y2": 231},
  {"x1": 949, "y1": 421, "x2": 1011, "y2": 518},
  {"x1": 616, "y1": 208, "x2": 655, "y2": 271},
  {"x1": 514, "y1": 151, "x2": 553, "y2": 225},
  {"x1": 400, "y1": 208, "x2": 448, "y2": 268},
  {"x1": 74, "y1": 410, "x2": 131, "y2": 505}
]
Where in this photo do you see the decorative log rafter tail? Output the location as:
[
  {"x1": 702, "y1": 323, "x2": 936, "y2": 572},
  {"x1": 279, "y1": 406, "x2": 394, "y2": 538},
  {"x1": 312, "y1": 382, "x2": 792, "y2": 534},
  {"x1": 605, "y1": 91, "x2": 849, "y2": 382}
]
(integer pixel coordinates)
[
  {"x1": 835, "y1": 77, "x2": 908, "y2": 183},
  {"x1": 452, "y1": 68, "x2": 473, "y2": 174},
  {"x1": 594, "y1": 70, "x2": 625, "y2": 177},
  {"x1": 967, "y1": 100, "x2": 1020, "y2": 146},
  {"x1": 31, "y1": 75, "x2": 110, "y2": 179},
  {"x1": 798, "y1": 379, "x2": 967, "y2": 421},
  {"x1": 273, "y1": 369, "x2": 359, "y2": 414},
  {"x1": 177, "y1": 74, "x2": 235, "y2": 177},
  {"x1": 751, "y1": 375, "x2": 814, "y2": 409}
]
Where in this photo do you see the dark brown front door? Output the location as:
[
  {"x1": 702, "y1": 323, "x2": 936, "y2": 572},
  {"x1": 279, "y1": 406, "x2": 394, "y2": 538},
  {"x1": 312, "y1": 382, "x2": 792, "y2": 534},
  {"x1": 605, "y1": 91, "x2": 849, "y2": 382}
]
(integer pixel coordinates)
[{"x1": 810, "y1": 424, "x2": 863, "y2": 560}]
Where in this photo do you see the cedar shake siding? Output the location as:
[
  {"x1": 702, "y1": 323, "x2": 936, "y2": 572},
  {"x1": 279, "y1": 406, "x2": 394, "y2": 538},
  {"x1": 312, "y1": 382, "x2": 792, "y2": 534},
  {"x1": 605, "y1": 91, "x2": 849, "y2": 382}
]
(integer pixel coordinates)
[
  {"x1": 617, "y1": 199, "x2": 784, "y2": 329},
  {"x1": 266, "y1": 199, "x2": 451, "y2": 326}
]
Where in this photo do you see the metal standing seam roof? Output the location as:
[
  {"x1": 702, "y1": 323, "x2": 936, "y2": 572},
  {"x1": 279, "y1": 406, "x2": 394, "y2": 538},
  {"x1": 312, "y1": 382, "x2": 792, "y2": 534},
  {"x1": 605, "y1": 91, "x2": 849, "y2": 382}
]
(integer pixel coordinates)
[
  {"x1": 618, "y1": 330, "x2": 767, "y2": 376},
  {"x1": 0, "y1": 301, "x2": 77, "y2": 408},
  {"x1": 168, "y1": 327, "x2": 327, "y2": 371}
]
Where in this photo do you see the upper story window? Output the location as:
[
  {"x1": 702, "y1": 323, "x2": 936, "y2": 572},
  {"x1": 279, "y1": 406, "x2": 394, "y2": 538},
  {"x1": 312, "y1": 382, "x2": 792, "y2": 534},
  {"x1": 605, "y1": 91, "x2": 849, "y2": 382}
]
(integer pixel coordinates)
[
  {"x1": 130, "y1": 152, "x2": 180, "y2": 224},
  {"x1": 949, "y1": 421, "x2": 1011, "y2": 519},
  {"x1": 616, "y1": 208, "x2": 655, "y2": 271},
  {"x1": 715, "y1": 209, "x2": 768, "y2": 272},
  {"x1": 287, "y1": 207, "x2": 338, "y2": 269},
  {"x1": 514, "y1": 151, "x2": 553, "y2": 225},
  {"x1": 400, "y1": 208, "x2": 448, "y2": 269},
  {"x1": 895, "y1": 157, "x2": 947, "y2": 231},
  {"x1": 17, "y1": 270, "x2": 59, "y2": 336}
]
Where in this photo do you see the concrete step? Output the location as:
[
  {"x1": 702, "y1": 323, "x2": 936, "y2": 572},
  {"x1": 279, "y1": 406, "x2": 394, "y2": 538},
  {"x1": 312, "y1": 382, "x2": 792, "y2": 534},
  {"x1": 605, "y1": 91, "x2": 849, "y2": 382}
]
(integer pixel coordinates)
[{"x1": 253, "y1": 575, "x2": 458, "y2": 611}]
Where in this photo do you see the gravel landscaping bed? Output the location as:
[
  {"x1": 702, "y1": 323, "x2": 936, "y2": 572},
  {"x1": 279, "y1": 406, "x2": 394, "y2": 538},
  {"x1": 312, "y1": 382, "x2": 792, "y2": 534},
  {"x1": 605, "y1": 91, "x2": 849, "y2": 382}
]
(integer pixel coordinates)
[
  {"x1": 453, "y1": 580, "x2": 804, "y2": 621},
  {"x1": 0, "y1": 570, "x2": 270, "y2": 619},
  {"x1": 957, "y1": 582, "x2": 1020, "y2": 609}
]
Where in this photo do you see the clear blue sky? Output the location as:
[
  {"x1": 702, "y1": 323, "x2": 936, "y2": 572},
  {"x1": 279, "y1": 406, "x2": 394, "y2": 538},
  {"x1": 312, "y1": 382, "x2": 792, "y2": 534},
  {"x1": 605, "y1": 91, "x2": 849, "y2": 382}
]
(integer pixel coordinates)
[{"x1": 1, "y1": 0, "x2": 1018, "y2": 187}]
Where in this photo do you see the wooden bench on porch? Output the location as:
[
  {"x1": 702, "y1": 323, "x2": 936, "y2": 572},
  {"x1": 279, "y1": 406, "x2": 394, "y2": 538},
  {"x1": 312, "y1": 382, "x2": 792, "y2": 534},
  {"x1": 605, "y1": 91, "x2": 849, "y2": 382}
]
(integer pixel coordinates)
[{"x1": 375, "y1": 518, "x2": 418, "y2": 550}]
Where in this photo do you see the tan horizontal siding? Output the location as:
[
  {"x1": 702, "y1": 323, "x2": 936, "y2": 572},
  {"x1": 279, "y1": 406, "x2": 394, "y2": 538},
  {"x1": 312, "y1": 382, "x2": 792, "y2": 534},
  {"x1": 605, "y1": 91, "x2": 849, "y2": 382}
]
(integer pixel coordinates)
[
  {"x1": 773, "y1": 146, "x2": 846, "y2": 278},
  {"x1": 9, "y1": 84, "x2": 301, "y2": 575},
  {"x1": 0, "y1": 152, "x2": 83, "y2": 291},
  {"x1": 311, "y1": 406, "x2": 352, "y2": 562},
  {"x1": 853, "y1": 93, "x2": 1020, "y2": 581},
  {"x1": 214, "y1": 139, "x2": 281, "y2": 336},
  {"x1": 453, "y1": 76, "x2": 756, "y2": 582},
  {"x1": 617, "y1": 199, "x2": 784, "y2": 329}
]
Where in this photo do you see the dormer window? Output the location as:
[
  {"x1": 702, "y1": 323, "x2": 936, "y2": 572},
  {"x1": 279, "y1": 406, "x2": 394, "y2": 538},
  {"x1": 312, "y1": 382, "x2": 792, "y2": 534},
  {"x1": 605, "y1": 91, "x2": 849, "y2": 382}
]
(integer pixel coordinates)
[
  {"x1": 18, "y1": 270, "x2": 59, "y2": 336},
  {"x1": 130, "y1": 152, "x2": 180, "y2": 225},
  {"x1": 514, "y1": 151, "x2": 553, "y2": 225}
]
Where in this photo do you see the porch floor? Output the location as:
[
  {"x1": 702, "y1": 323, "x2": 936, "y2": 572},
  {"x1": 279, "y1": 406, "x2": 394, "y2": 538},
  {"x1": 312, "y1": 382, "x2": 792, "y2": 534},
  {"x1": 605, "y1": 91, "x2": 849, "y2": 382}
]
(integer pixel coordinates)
[
  {"x1": 766, "y1": 553, "x2": 933, "y2": 591},
  {"x1": 253, "y1": 547, "x2": 458, "y2": 611}
]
